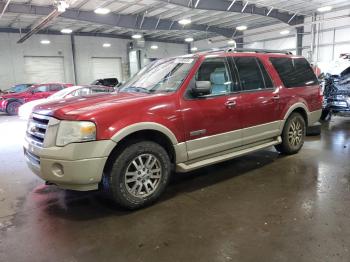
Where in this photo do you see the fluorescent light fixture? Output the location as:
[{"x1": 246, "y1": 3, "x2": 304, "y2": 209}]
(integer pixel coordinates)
[
  {"x1": 40, "y1": 39, "x2": 50, "y2": 45},
  {"x1": 317, "y1": 6, "x2": 332, "y2": 12},
  {"x1": 94, "y1": 8, "x2": 110, "y2": 15},
  {"x1": 150, "y1": 45, "x2": 158, "y2": 50},
  {"x1": 227, "y1": 40, "x2": 236, "y2": 45},
  {"x1": 191, "y1": 47, "x2": 198, "y2": 51},
  {"x1": 236, "y1": 25, "x2": 247, "y2": 31},
  {"x1": 280, "y1": 30, "x2": 290, "y2": 35},
  {"x1": 178, "y1": 18, "x2": 191, "y2": 25},
  {"x1": 185, "y1": 37, "x2": 194, "y2": 42},
  {"x1": 103, "y1": 43, "x2": 111, "y2": 48},
  {"x1": 132, "y1": 34, "x2": 142, "y2": 39},
  {"x1": 61, "y1": 28, "x2": 72, "y2": 34}
]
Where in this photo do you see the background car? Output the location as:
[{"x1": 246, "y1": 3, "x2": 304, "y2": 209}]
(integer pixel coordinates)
[
  {"x1": 91, "y1": 78, "x2": 119, "y2": 87},
  {"x1": 0, "y1": 83, "x2": 73, "y2": 115},
  {"x1": 0, "y1": 83, "x2": 34, "y2": 95},
  {"x1": 18, "y1": 85, "x2": 115, "y2": 119}
]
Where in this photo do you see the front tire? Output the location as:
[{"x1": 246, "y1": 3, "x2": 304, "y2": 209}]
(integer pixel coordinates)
[
  {"x1": 104, "y1": 141, "x2": 171, "y2": 210},
  {"x1": 6, "y1": 101, "x2": 22, "y2": 115},
  {"x1": 275, "y1": 112, "x2": 306, "y2": 155}
]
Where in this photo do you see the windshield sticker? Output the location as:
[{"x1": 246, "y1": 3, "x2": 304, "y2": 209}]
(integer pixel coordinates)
[{"x1": 174, "y1": 58, "x2": 194, "y2": 64}]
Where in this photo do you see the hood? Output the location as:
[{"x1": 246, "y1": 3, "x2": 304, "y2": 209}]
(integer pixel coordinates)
[
  {"x1": 0, "y1": 91, "x2": 29, "y2": 99},
  {"x1": 33, "y1": 92, "x2": 151, "y2": 120}
]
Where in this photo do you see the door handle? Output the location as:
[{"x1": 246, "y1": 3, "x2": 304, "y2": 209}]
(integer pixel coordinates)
[
  {"x1": 225, "y1": 100, "x2": 236, "y2": 108},
  {"x1": 272, "y1": 95, "x2": 280, "y2": 100}
]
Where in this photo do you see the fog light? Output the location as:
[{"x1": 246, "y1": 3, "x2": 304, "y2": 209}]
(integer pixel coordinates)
[{"x1": 52, "y1": 163, "x2": 64, "y2": 177}]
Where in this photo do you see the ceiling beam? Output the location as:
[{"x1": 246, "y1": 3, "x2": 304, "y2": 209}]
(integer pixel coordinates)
[
  {"x1": 6, "y1": 3, "x2": 235, "y2": 38},
  {"x1": 156, "y1": 0, "x2": 304, "y2": 25},
  {"x1": 0, "y1": 27, "x2": 186, "y2": 44}
]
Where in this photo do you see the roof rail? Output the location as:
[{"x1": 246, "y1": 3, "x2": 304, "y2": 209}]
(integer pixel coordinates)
[{"x1": 226, "y1": 47, "x2": 293, "y2": 55}]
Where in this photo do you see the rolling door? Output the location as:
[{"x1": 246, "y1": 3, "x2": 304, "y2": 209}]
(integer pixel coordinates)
[
  {"x1": 24, "y1": 56, "x2": 65, "y2": 83},
  {"x1": 92, "y1": 57, "x2": 122, "y2": 82}
]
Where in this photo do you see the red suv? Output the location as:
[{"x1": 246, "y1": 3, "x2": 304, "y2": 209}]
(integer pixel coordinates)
[
  {"x1": 24, "y1": 49, "x2": 322, "y2": 209},
  {"x1": 0, "y1": 83, "x2": 73, "y2": 115}
]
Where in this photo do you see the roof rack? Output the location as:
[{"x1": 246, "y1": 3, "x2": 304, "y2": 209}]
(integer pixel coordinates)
[
  {"x1": 201, "y1": 47, "x2": 292, "y2": 55},
  {"x1": 226, "y1": 47, "x2": 293, "y2": 55}
]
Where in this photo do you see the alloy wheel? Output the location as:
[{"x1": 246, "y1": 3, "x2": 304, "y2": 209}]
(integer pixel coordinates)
[
  {"x1": 124, "y1": 153, "x2": 162, "y2": 198},
  {"x1": 288, "y1": 119, "x2": 303, "y2": 147}
]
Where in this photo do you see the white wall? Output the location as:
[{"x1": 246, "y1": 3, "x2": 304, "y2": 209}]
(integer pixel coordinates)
[
  {"x1": 0, "y1": 33, "x2": 187, "y2": 90},
  {"x1": 0, "y1": 33, "x2": 74, "y2": 90},
  {"x1": 303, "y1": 9, "x2": 350, "y2": 63}
]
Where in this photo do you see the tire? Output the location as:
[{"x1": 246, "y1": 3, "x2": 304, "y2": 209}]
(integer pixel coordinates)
[
  {"x1": 6, "y1": 101, "x2": 22, "y2": 116},
  {"x1": 104, "y1": 141, "x2": 171, "y2": 209},
  {"x1": 275, "y1": 112, "x2": 306, "y2": 155},
  {"x1": 320, "y1": 108, "x2": 331, "y2": 121}
]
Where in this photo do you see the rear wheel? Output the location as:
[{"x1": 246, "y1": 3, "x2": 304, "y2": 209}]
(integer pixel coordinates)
[
  {"x1": 6, "y1": 101, "x2": 22, "y2": 115},
  {"x1": 104, "y1": 141, "x2": 171, "y2": 209},
  {"x1": 275, "y1": 112, "x2": 306, "y2": 155}
]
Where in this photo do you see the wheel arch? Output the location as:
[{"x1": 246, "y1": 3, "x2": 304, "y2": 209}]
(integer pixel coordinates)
[
  {"x1": 103, "y1": 123, "x2": 180, "y2": 174},
  {"x1": 283, "y1": 103, "x2": 309, "y2": 127}
]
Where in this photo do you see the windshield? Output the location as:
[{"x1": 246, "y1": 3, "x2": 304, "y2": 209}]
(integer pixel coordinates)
[
  {"x1": 48, "y1": 87, "x2": 75, "y2": 99},
  {"x1": 119, "y1": 57, "x2": 195, "y2": 94},
  {"x1": 8, "y1": 84, "x2": 30, "y2": 93}
]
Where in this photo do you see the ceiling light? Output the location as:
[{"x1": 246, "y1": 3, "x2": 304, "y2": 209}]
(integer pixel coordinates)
[
  {"x1": 280, "y1": 30, "x2": 290, "y2": 35},
  {"x1": 191, "y1": 47, "x2": 198, "y2": 52},
  {"x1": 61, "y1": 28, "x2": 72, "y2": 34},
  {"x1": 185, "y1": 37, "x2": 194, "y2": 42},
  {"x1": 236, "y1": 25, "x2": 247, "y2": 31},
  {"x1": 150, "y1": 45, "x2": 158, "y2": 50},
  {"x1": 132, "y1": 34, "x2": 142, "y2": 39},
  {"x1": 178, "y1": 18, "x2": 191, "y2": 25},
  {"x1": 94, "y1": 8, "x2": 110, "y2": 15},
  {"x1": 317, "y1": 6, "x2": 332, "y2": 12},
  {"x1": 103, "y1": 43, "x2": 111, "y2": 48},
  {"x1": 40, "y1": 39, "x2": 50, "y2": 45}
]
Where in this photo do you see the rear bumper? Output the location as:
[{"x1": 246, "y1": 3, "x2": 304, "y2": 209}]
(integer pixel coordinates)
[{"x1": 24, "y1": 139, "x2": 116, "y2": 191}]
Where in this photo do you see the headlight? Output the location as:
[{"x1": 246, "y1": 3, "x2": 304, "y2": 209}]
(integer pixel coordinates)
[{"x1": 56, "y1": 121, "x2": 96, "y2": 146}]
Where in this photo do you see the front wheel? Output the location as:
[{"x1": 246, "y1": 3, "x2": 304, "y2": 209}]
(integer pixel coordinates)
[
  {"x1": 275, "y1": 112, "x2": 306, "y2": 155},
  {"x1": 6, "y1": 101, "x2": 22, "y2": 115},
  {"x1": 104, "y1": 141, "x2": 171, "y2": 209}
]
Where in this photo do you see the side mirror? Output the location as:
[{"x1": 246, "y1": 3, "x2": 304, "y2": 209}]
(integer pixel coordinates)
[{"x1": 192, "y1": 81, "x2": 211, "y2": 96}]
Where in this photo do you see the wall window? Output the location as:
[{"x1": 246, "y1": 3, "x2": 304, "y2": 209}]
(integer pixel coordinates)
[
  {"x1": 270, "y1": 57, "x2": 319, "y2": 88},
  {"x1": 234, "y1": 57, "x2": 269, "y2": 91},
  {"x1": 195, "y1": 57, "x2": 234, "y2": 95}
]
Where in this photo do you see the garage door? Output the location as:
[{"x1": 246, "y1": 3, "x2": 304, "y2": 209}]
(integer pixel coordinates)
[
  {"x1": 92, "y1": 57, "x2": 122, "y2": 82},
  {"x1": 24, "y1": 56, "x2": 65, "y2": 83}
]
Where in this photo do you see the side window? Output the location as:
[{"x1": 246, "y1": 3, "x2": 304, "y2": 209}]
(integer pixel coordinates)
[
  {"x1": 49, "y1": 84, "x2": 63, "y2": 91},
  {"x1": 195, "y1": 57, "x2": 233, "y2": 96},
  {"x1": 34, "y1": 85, "x2": 49, "y2": 92},
  {"x1": 269, "y1": 57, "x2": 319, "y2": 88},
  {"x1": 257, "y1": 59, "x2": 274, "y2": 89},
  {"x1": 234, "y1": 57, "x2": 266, "y2": 91}
]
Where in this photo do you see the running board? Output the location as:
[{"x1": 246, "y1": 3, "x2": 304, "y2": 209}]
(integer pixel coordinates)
[{"x1": 176, "y1": 136, "x2": 282, "y2": 172}]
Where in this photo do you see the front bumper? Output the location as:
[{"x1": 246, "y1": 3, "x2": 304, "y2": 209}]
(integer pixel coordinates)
[{"x1": 24, "y1": 138, "x2": 116, "y2": 191}]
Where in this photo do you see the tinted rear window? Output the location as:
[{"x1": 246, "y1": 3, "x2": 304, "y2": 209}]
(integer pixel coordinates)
[{"x1": 270, "y1": 57, "x2": 318, "y2": 88}]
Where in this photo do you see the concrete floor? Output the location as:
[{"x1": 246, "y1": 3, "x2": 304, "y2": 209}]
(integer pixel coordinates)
[{"x1": 0, "y1": 113, "x2": 350, "y2": 262}]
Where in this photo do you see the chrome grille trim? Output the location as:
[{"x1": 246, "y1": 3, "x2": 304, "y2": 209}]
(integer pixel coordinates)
[
  {"x1": 26, "y1": 113, "x2": 57, "y2": 148},
  {"x1": 24, "y1": 149, "x2": 40, "y2": 167}
]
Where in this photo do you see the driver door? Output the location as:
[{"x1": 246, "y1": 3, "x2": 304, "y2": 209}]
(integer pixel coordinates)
[{"x1": 180, "y1": 57, "x2": 242, "y2": 160}]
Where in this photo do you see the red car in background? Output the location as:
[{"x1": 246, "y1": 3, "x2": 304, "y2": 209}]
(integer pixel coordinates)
[{"x1": 0, "y1": 83, "x2": 73, "y2": 115}]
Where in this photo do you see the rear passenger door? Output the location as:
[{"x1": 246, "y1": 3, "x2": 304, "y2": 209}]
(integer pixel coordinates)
[{"x1": 231, "y1": 56, "x2": 281, "y2": 145}]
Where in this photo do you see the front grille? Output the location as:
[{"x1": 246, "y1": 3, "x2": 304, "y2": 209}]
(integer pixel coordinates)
[{"x1": 26, "y1": 114, "x2": 51, "y2": 147}]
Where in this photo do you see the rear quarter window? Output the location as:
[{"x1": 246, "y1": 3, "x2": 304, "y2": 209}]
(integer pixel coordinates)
[{"x1": 270, "y1": 57, "x2": 319, "y2": 88}]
